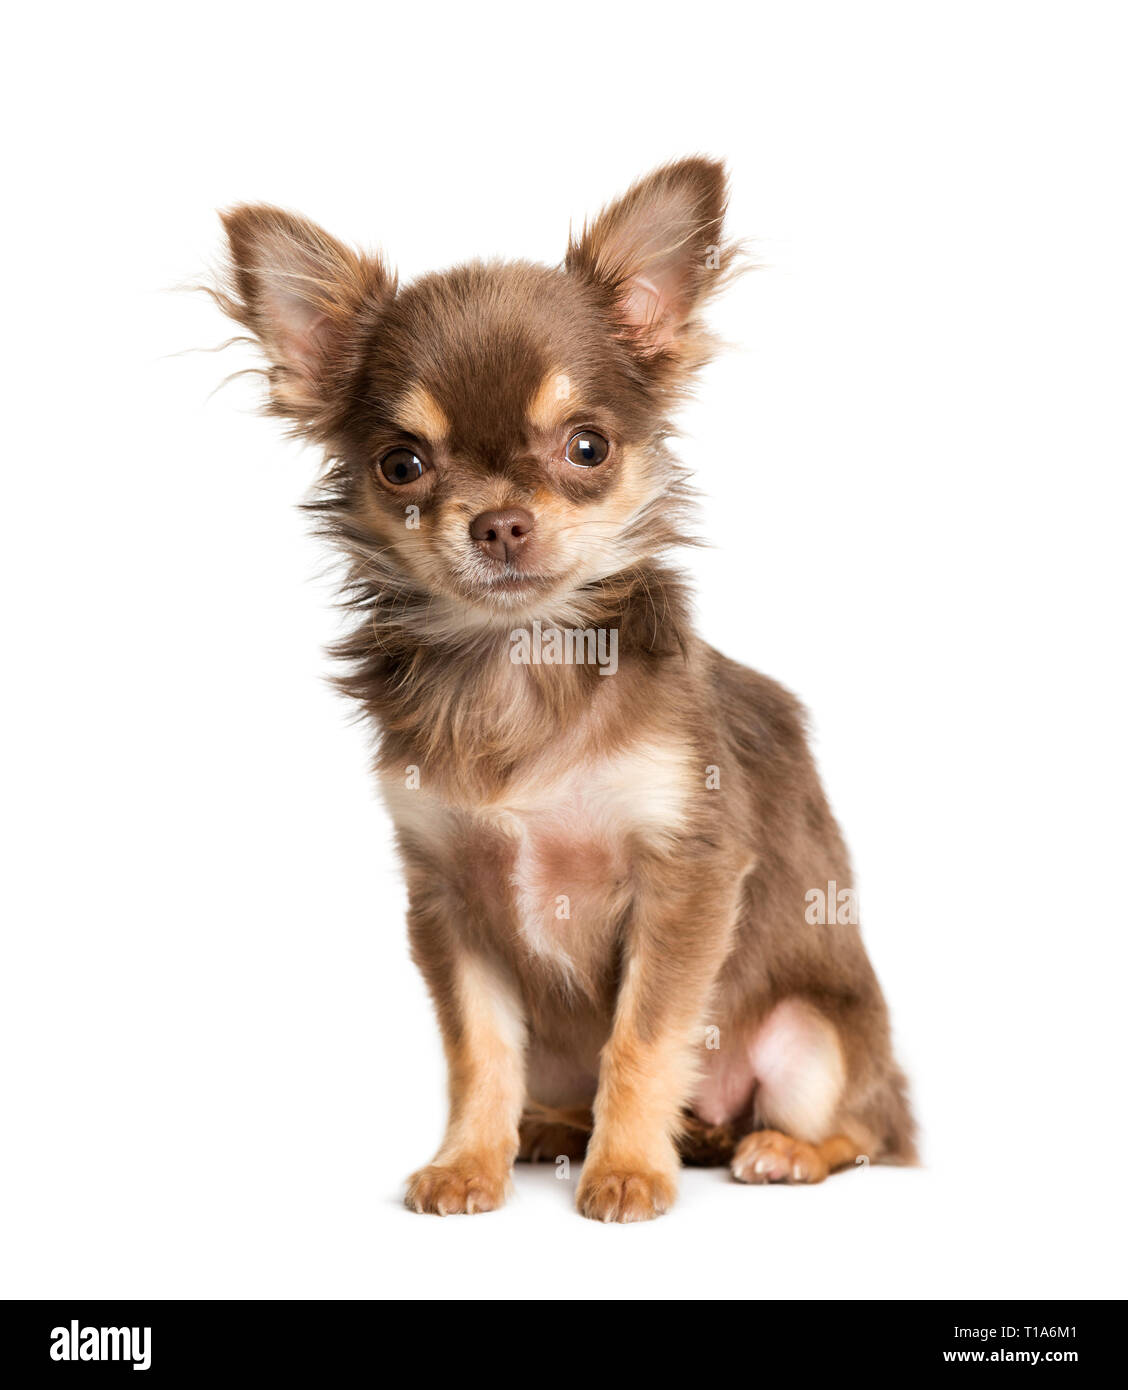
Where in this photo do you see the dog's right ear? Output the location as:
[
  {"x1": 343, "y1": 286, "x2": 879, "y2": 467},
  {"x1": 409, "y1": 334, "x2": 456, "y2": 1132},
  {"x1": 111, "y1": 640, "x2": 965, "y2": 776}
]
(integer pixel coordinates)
[{"x1": 218, "y1": 205, "x2": 394, "y2": 430}]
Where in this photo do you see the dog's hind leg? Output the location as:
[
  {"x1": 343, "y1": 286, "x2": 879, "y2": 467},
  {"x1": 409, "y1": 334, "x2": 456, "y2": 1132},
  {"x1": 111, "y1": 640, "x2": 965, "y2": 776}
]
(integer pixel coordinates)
[
  {"x1": 727, "y1": 998, "x2": 892, "y2": 1185},
  {"x1": 517, "y1": 1104, "x2": 592, "y2": 1163},
  {"x1": 732, "y1": 1129, "x2": 865, "y2": 1184}
]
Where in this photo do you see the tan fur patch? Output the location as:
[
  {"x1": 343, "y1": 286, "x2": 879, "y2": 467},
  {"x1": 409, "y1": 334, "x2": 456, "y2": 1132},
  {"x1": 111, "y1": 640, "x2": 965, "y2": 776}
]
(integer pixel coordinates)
[
  {"x1": 730, "y1": 1129, "x2": 864, "y2": 1185},
  {"x1": 396, "y1": 382, "x2": 449, "y2": 441},
  {"x1": 433, "y1": 952, "x2": 526, "y2": 1164},
  {"x1": 526, "y1": 369, "x2": 575, "y2": 432}
]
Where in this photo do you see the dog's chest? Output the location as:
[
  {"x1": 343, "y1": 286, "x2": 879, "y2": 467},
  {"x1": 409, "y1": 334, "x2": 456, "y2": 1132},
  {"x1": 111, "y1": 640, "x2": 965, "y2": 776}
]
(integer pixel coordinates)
[
  {"x1": 497, "y1": 743, "x2": 692, "y2": 972},
  {"x1": 386, "y1": 738, "x2": 694, "y2": 976}
]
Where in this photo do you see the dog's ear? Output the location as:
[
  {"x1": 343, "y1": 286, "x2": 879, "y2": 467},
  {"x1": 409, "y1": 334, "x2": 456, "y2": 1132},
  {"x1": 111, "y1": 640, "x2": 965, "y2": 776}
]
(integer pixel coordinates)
[
  {"x1": 566, "y1": 157, "x2": 732, "y2": 368},
  {"x1": 218, "y1": 205, "x2": 393, "y2": 429}
]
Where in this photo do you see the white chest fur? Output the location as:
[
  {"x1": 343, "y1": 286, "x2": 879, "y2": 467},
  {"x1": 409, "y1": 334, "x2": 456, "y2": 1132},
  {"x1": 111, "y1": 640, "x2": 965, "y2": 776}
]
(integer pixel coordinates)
[
  {"x1": 384, "y1": 738, "x2": 695, "y2": 976},
  {"x1": 499, "y1": 740, "x2": 693, "y2": 973}
]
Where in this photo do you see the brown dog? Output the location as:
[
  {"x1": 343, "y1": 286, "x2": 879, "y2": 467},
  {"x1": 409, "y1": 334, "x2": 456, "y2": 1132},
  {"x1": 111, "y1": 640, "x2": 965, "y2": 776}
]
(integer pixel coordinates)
[{"x1": 215, "y1": 158, "x2": 916, "y2": 1222}]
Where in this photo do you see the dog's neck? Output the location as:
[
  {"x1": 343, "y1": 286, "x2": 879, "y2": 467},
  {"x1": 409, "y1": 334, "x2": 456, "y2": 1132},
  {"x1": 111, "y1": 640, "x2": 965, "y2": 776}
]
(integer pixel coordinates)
[{"x1": 332, "y1": 560, "x2": 694, "y2": 797}]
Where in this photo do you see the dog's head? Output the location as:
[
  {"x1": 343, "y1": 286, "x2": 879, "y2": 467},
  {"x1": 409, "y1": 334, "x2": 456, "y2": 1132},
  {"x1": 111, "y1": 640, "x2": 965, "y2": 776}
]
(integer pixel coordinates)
[{"x1": 218, "y1": 159, "x2": 734, "y2": 627}]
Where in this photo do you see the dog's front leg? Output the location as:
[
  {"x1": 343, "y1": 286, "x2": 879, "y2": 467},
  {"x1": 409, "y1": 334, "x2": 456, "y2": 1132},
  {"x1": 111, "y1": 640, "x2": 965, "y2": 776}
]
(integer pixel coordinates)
[
  {"x1": 404, "y1": 880, "x2": 526, "y2": 1216},
  {"x1": 577, "y1": 858, "x2": 742, "y2": 1223}
]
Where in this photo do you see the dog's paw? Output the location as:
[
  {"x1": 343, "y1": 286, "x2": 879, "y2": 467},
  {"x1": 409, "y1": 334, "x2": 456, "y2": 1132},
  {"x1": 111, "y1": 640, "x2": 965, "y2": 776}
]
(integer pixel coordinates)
[
  {"x1": 404, "y1": 1158, "x2": 509, "y2": 1215},
  {"x1": 731, "y1": 1129, "x2": 829, "y2": 1184},
  {"x1": 576, "y1": 1163, "x2": 677, "y2": 1223}
]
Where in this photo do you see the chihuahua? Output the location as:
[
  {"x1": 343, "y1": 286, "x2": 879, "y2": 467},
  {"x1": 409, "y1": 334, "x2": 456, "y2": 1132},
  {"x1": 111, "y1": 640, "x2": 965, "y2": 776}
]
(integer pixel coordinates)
[{"x1": 215, "y1": 158, "x2": 915, "y2": 1222}]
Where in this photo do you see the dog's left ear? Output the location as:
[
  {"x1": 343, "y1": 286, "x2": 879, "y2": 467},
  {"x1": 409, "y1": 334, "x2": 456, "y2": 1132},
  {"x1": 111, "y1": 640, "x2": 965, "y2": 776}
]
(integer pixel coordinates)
[{"x1": 566, "y1": 157, "x2": 732, "y2": 366}]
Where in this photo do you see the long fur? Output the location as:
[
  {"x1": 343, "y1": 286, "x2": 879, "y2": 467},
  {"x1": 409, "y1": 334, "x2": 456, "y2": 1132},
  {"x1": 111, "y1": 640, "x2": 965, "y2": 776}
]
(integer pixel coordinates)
[{"x1": 213, "y1": 157, "x2": 916, "y2": 1222}]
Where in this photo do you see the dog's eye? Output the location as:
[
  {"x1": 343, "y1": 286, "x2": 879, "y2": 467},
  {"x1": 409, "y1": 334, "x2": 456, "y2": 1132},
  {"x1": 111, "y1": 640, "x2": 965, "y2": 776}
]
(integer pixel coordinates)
[
  {"x1": 379, "y1": 448, "x2": 427, "y2": 485},
  {"x1": 565, "y1": 431, "x2": 610, "y2": 467}
]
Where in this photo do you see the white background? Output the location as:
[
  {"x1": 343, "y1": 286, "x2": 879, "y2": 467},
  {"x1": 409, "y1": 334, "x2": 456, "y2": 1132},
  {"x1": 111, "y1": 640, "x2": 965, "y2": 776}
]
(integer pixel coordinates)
[{"x1": 2, "y1": 1, "x2": 1125, "y2": 1300}]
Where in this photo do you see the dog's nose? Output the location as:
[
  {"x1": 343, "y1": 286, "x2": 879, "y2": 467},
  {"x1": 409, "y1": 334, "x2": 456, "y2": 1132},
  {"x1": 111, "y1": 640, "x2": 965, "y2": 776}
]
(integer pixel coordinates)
[{"x1": 469, "y1": 507, "x2": 535, "y2": 563}]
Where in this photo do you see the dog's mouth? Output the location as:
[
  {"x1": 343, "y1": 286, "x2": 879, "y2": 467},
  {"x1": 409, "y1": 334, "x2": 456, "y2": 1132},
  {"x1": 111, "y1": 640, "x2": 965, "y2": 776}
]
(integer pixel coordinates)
[
  {"x1": 477, "y1": 569, "x2": 560, "y2": 601},
  {"x1": 484, "y1": 570, "x2": 550, "y2": 592},
  {"x1": 457, "y1": 563, "x2": 568, "y2": 607}
]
